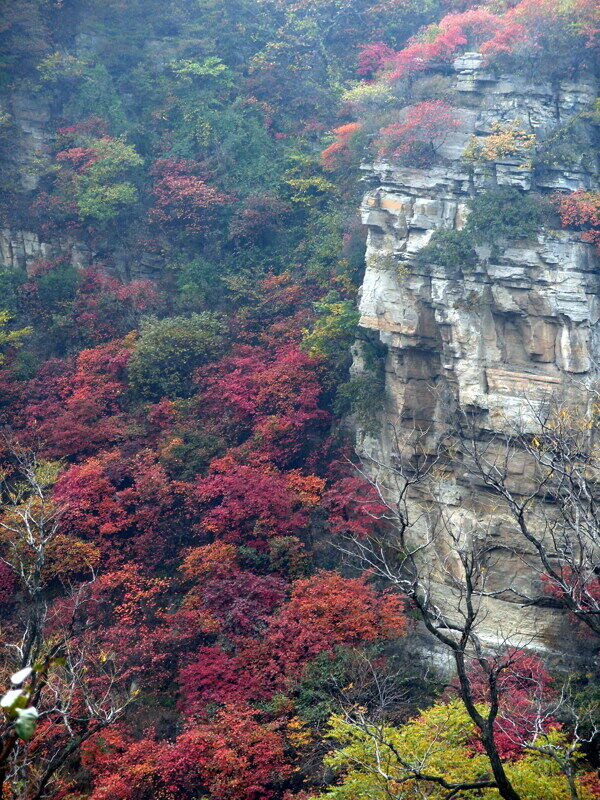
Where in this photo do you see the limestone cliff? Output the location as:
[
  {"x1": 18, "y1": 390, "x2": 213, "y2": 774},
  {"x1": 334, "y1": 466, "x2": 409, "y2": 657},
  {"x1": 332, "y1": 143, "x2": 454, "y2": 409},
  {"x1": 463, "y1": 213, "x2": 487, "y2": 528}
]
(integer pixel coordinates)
[{"x1": 354, "y1": 54, "x2": 599, "y2": 653}]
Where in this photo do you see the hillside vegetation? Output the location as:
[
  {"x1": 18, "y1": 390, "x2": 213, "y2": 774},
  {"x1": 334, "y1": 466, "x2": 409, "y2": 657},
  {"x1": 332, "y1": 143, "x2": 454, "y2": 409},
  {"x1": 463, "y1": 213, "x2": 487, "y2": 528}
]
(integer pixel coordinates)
[{"x1": 0, "y1": 1, "x2": 598, "y2": 798}]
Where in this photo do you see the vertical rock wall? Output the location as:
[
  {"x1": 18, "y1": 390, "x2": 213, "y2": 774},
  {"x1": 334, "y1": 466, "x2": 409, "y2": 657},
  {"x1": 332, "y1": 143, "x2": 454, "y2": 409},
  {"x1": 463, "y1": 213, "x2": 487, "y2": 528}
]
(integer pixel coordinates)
[{"x1": 354, "y1": 55, "x2": 599, "y2": 651}]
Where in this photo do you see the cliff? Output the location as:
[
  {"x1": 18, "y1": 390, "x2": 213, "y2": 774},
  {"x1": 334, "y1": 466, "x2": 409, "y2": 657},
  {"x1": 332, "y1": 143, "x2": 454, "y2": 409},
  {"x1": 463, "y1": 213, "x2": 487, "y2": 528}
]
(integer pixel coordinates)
[{"x1": 354, "y1": 54, "x2": 599, "y2": 653}]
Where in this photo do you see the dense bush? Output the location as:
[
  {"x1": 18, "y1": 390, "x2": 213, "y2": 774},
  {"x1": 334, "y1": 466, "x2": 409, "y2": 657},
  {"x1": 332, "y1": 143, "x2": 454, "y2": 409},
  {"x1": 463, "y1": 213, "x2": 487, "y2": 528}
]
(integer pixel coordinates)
[
  {"x1": 415, "y1": 228, "x2": 478, "y2": 270},
  {"x1": 465, "y1": 187, "x2": 545, "y2": 244},
  {"x1": 375, "y1": 101, "x2": 459, "y2": 167},
  {"x1": 128, "y1": 313, "x2": 226, "y2": 399}
]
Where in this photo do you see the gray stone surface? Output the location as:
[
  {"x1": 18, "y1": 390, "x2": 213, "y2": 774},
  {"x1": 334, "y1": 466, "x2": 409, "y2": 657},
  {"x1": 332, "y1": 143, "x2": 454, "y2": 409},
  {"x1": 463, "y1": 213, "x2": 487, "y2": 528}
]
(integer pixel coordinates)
[{"x1": 353, "y1": 57, "x2": 599, "y2": 652}]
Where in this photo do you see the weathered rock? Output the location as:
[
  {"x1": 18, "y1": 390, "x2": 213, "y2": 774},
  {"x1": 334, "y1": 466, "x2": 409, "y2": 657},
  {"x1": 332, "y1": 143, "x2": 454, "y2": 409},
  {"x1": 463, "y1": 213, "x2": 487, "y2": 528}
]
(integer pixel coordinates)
[{"x1": 353, "y1": 57, "x2": 599, "y2": 653}]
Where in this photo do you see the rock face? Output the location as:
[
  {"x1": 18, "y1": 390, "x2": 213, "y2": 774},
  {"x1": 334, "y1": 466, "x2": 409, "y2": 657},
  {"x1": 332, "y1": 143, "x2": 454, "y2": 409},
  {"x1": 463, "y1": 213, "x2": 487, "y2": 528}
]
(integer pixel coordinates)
[{"x1": 354, "y1": 55, "x2": 599, "y2": 654}]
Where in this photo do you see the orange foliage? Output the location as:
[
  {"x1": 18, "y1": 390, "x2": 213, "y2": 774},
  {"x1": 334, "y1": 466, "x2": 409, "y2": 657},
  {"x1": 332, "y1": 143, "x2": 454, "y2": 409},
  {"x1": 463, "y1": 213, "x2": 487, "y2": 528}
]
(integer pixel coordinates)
[{"x1": 321, "y1": 122, "x2": 362, "y2": 171}]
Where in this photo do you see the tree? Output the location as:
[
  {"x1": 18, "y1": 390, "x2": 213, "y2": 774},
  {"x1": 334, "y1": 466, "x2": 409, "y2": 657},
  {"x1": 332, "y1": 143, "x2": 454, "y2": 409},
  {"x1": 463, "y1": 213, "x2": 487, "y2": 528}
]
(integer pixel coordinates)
[
  {"x1": 0, "y1": 313, "x2": 31, "y2": 366},
  {"x1": 321, "y1": 698, "x2": 599, "y2": 800},
  {"x1": 86, "y1": 704, "x2": 291, "y2": 800},
  {"x1": 0, "y1": 443, "x2": 131, "y2": 800},
  {"x1": 336, "y1": 404, "x2": 600, "y2": 799},
  {"x1": 55, "y1": 134, "x2": 143, "y2": 222},
  {"x1": 375, "y1": 101, "x2": 459, "y2": 167},
  {"x1": 321, "y1": 123, "x2": 362, "y2": 172},
  {"x1": 149, "y1": 158, "x2": 231, "y2": 234},
  {"x1": 128, "y1": 313, "x2": 226, "y2": 400}
]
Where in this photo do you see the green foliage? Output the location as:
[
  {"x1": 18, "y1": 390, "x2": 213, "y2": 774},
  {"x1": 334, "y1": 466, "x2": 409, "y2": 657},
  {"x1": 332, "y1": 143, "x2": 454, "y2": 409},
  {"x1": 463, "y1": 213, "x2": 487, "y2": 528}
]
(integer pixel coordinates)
[
  {"x1": 158, "y1": 426, "x2": 224, "y2": 481},
  {"x1": 64, "y1": 63, "x2": 129, "y2": 134},
  {"x1": 56, "y1": 135, "x2": 143, "y2": 222},
  {"x1": 82, "y1": 137, "x2": 143, "y2": 183},
  {"x1": 35, "y1": 261, "x2": 77, "y2": 309},
  {"x1": 295, "y1": 647, "x2": 363, "y2": 725},
  {"x1": 77, "y1": 182, "x2": 138, "y2": 222},
  {"x1": 334, "y1": 373, "x2": 384, "y2": 433},
  {"x1": 296, "y1": 210, "x2": 358, "y2": 285},
  {"x1": 128, "y1": 313, "x2": 226, "y2": 400},
  {"x1": 321, "y1": 700, "x2": 592, "y2": 800},
  {"x1": 415, "y1": 228, "x2": 478, "y2": 270},
  {"x1": 409, "y1": 74, "x2": 456, "y2": 104},
  {"x1": 0, "y1": 265, "x2": 27, "y2": 314},
  {"x1": 0, "y1": 312, "x2": 32, "y2": 365},
  {"x1": 283, "y1": 150, "x2": 337, "y2": 208},
  {"x1": 302, "y1": 293, "x2": 359, "y2": 361},
  {"x1": 465, "y1": 187, "x2": 544, "y2": 244},
  {"x1": 171, "y1": 56, "x2": 233, "y2": 86},
  {"x1": 174, "y1": 258, "x2": 224, "y2": 311},
  {"x1": 533, "y1": 108, "x2": 599, "y2": 173}
]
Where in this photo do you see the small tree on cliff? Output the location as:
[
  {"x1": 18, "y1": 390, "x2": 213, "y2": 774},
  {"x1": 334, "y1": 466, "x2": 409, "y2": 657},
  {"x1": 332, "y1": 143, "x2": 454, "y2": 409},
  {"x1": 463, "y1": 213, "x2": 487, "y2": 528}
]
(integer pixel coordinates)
[{"x1": 375, "y1": 101, "x2": 459, "y2": 167}]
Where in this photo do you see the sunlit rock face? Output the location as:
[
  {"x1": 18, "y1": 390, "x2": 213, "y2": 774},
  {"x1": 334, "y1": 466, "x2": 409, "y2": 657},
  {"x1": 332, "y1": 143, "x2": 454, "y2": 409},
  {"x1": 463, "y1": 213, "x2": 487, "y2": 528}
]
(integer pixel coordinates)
[{"x1": 354, "y1": 55, "x2": 599, "y2": 654}]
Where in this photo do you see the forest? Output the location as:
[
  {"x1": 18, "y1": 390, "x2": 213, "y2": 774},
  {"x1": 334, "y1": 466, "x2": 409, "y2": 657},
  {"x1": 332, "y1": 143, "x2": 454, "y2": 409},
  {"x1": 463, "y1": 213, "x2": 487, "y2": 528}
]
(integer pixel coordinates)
[{"x1": 0, "y1": 0, "x2": 599, "y2": 798}]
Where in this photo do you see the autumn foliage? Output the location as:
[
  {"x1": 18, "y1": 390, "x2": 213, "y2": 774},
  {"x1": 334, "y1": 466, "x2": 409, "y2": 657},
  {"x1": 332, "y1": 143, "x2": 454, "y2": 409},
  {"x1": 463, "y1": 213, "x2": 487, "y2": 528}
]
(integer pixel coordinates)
[
  {"x1": 150, "y1": 159, "x2": 231, "y2": 233},
  {"x1": 554, "y1": 190, "x2": 600, "y2": 251},
  {"x1": 376, "y1": 101, "x2": 459, "y2": 166},
  {"x1": 0, "y1": 0, "x2": 598, "y2": 798},
  {"x1": 382, "y1": 1, "x2": 599, "y2": 81}
]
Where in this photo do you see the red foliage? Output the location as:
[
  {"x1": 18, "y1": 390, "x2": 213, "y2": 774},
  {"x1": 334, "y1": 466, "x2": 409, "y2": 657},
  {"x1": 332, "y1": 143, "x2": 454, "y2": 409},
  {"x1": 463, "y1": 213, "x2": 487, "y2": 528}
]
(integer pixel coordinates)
[
  {"x1": 389, "y1": 10, "x2": 504, "y2": 79},
  {"x1": 229, "y1": 193, "x2": 291, "y2": 245},
  {"x1": 323, "y1": 474, "x2": 388, "y2": 538},
  {"x1": 542, "y1": 565, "x2": 600, "y2": 635},
  {"x1": 198, "y1": 343, "x2": 329, "y2": 464},
  {"x1": 23, "y1": 339, "x2": 132, "y2": 458},
  {"x1": 554, "y1": 190, "x2": 600, "y2": 252},
  {"x1": 481, "y1": 0, "x2": 599, "y2": 56},
  {"x1": 196, "y1": 460, "x2": 309, "y2": 544},
  {"x1": 179, "y1": 646, "x2": 270, "y2": 708},
  {"x1": 385, "y1": 1, "x2": 598, "y2": 80},
  {"x1": 321, "y1": 122, "x2": 362, "y2": 171},
  {"x1": 57, "y1": 117, "x2": 110, "y2": 138},
  {"x1": 150, "y1": 158, "x2": 231, "y2": 233},
  {"x1": 53, "y1": 449, "x2": 189, "y2": 565},
  {"x1": 87, "y1": 706, "x2": 290, "y2": 800},
  {"x1": 182, "y1": 542, "x2": 286, "y2": 635},
  {"x1": 72, "y1": 267, "x2": 161, "y2": 343},
  {"x1": 376, "y1": 101, "x2": 459, "y2": 166},
  {"x1": 30, "y1": 192, "x2": 80, "y2": 234},
  {"x1": 159, "y1": 706, "x2": 291, "y2": 800},
  {"x1": 56, "y1": 145, "x2": 103, "y2": 172},
  {"x1": 357, "y1": 41, "x2": 395, "y2": 76},
  {"x1": 265, "y1": 571, "x2": 406, "y2": 674},
  {"x1": 465, "y1": 649, "x2": 556, "y2": 759}
]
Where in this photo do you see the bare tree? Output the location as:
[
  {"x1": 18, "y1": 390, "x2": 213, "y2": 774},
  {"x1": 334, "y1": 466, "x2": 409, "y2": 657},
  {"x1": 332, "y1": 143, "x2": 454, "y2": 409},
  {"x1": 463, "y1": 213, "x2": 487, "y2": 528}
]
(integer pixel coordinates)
[
  {"x1": 453, "y1": 397, "x2": 600, "y2": 637},
  {"x1": 338, "y1": 408, "x2": 600, "y2": 800},
  {"x1": 0, "y1": 441, "x2": 133, "y2": 799}
]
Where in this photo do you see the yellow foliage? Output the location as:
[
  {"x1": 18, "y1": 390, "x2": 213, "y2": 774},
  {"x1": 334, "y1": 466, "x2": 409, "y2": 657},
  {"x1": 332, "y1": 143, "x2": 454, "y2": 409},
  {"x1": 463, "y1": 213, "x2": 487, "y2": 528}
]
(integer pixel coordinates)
[
  {"x1": 464, "y1": 120, "x2": 537, "y2": 169},
  {"x1": 286, "y1": 715, "x2": 313, "y2": 749},
  {"x1": 320, "y1": 700, "x2": 597, "y2": 800}
]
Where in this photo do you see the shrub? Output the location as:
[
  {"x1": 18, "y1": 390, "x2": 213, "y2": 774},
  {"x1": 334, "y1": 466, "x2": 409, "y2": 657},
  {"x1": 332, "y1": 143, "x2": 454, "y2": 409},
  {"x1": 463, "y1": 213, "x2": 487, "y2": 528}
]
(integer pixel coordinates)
[
  {"x1": 150, "y1": 159, "x2": 231, "y2": 234},
  {"x1": 128, "y1": 313, "x2": 226, "y2": 400},
  {"x1": 55, "y1": 134, "x2": 143, "y2": 222},
  {"x1": 321, "y1": 122, "x2": 363, "y2": 172},
  {"x1": 415, "y1": 228, "x2": 478, "y2": 270},
  {"x1": 334, "y1": 373, "x2": 385, "y2": 433},
  {"x1": 554, "y1": 190, "x2": 600, "y2": 252},
  {"x1": 465, "y1": 187, "x2": 544, "y2": 244},
  {"x1": 464, "y1": 121, "x2": 536, "y2": 168},
  {"x1": 302, "y1": 294, "x2": 360, "y2": 361},
  {"x1": 375, "y1": 101, "x2": 459, "y2": 168}
]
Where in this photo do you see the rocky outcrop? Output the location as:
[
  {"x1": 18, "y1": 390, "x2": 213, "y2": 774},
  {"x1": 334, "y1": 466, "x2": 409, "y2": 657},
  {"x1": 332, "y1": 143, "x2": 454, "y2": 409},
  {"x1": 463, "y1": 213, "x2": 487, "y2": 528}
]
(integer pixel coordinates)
[
  {"x1": 0, "y1": 229, "x2": 92, "y2": 275},
  {"x1": 354, "y1": 55, "x2": 599, "y2": 653}
]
